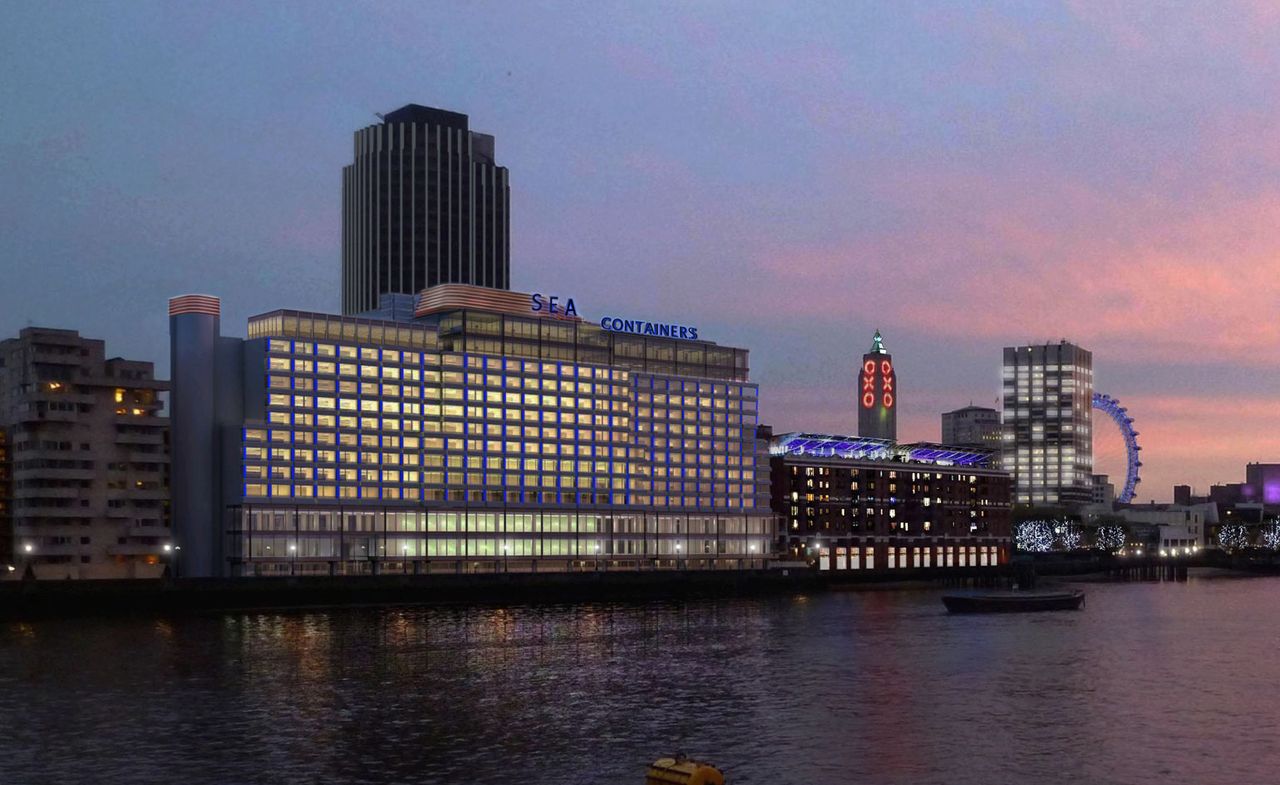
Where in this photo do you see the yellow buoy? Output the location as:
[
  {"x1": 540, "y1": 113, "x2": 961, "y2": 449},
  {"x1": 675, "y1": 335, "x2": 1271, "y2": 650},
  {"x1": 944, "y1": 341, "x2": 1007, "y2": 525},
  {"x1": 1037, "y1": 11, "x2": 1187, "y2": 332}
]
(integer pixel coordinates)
[{"x1": 645, "y1": 756, "x2": 726, "y2": 785}]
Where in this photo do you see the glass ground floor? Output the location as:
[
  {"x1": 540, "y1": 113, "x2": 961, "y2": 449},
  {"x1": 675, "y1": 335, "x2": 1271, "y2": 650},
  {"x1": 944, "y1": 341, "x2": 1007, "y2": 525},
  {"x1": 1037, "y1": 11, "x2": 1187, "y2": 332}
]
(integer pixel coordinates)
[
  {"x1": 782, "y1": 536, "x2": 1010, "y2": 571},
  {"x1": 228, "y1": 504, "x2": 775, "y2": 576}
]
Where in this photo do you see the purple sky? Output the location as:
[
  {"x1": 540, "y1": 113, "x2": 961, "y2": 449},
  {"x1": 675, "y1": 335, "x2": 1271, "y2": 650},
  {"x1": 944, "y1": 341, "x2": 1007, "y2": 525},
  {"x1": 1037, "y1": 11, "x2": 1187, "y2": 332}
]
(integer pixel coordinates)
[{"x1": 3, "y1": 1, "x2": 1279, "y2": 500}]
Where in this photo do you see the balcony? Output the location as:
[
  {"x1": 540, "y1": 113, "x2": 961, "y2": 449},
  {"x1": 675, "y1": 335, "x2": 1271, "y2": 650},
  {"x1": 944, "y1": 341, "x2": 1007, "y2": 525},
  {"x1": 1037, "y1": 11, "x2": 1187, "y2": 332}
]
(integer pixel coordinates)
[
  {"x1": 11, "y1": 467, "x2": 96, "y2": 482},
  {"x1": 93, "y1": 378, "x2": 168, "y2": 393},
  {"x1": 30, "y1": 348, "x2": 83, "y2": 365},
  {"x1": 13, "y1": 524, "x2": 81, "y2": 540},
  {"x1": 10, "y1": 502, "x2": 87, "y2": 517},
  {"x1": 12, "y1": 486, "x2": 84, "y2": 500},
  {"x1": 113, "y1": 487, "x2": 168, "y2": 501},
  {"x1": 16, "y1": 445, "x2": 95, "y2": 461},
  {"x1": 31, "y1": 390, "x2": 94, "y2": 405},
  {"x1": 29, "y1": 409, "x2": 81, "y2": 424},
  {"x1": 125, "y1": 523, "x2": 171, "y2": 538},
  {"x1": 106, "y1": 543, "x2": 167, "y2": 557},
  {"x1": 114, "y1": 431, "x2": 164, "y2": 446},
  {"x1": 18, "y1": 542, "x2": 82, "y2": 557},
  {"x1": 114, "y1": 413, "x2": 167, "y2": 428}
]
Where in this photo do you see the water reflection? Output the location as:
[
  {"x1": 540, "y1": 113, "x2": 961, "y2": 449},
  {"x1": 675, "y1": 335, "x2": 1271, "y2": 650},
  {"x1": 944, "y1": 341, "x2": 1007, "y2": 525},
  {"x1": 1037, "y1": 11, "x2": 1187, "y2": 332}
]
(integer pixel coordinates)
[{"x1": 3, "y1": 577, "x2": 1280, "y2": 784}]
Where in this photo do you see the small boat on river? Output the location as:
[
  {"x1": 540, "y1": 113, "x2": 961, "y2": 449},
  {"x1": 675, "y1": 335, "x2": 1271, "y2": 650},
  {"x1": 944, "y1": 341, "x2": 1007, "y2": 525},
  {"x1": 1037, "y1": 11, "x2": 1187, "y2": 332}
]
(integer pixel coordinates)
[{"x1": 942, "y1": 589, "x2": 1085, "y2": 614}]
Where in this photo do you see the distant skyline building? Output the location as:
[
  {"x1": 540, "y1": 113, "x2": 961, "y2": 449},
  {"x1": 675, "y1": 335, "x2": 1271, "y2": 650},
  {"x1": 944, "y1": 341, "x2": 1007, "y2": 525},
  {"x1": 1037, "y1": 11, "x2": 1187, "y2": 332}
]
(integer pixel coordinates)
[
  {"x1": 857, "y1": 330, "x2": 896, "y2": 442},
  {"x1": 0, "y1": 327, "x2": 169, "y2": 579},
  {"x1": 342, "y1": 104, "x2": 510, "y2": 315},
  {"x1": 941, "y1": 405, "x2": 1001, "y2": 449},
  {"x1": 1244, "y1": 463, "x2": 1280, "y2": 505},
  {"x1": 1091, "y1": 473, "x2": 1115, "y2": 506},
  {"x1": 1001, "y1": 341, "x2": 1093, "y2": 506}
]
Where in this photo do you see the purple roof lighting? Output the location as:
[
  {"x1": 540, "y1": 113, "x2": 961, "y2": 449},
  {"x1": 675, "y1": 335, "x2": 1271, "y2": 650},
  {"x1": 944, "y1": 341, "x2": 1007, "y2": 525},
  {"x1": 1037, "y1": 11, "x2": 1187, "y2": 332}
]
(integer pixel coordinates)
[{"x1": 771, "y1": 432, "x2": 995, "y2": 468}]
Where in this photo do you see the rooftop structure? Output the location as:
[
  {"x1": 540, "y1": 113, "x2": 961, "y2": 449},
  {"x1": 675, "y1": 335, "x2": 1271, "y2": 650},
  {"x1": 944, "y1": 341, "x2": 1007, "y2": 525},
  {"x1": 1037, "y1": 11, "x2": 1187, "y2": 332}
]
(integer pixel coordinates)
[{"x1": 770, "y1": 432, "x2": 996, "y2": 468}]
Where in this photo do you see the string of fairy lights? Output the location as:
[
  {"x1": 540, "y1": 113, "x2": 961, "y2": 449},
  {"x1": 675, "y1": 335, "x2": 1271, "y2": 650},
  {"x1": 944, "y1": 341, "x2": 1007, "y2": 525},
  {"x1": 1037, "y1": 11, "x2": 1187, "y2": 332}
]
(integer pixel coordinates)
[{"x1": 1013, "y1": 518, "x2": 1280, "y2": 554}]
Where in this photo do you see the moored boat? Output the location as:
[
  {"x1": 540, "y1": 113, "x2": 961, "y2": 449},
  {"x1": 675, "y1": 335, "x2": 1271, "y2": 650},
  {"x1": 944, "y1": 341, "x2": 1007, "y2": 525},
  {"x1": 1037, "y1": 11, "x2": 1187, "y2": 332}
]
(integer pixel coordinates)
[{"x1": 942, "y1": 589, "x2": 1084, "y2": 613}]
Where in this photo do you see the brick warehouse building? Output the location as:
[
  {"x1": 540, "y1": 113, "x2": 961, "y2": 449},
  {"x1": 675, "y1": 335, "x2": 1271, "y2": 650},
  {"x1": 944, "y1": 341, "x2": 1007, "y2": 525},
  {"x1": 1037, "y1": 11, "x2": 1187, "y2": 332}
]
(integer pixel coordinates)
[{"x1": 771, "y1": 433, "x2": 1012, "y2": 571}]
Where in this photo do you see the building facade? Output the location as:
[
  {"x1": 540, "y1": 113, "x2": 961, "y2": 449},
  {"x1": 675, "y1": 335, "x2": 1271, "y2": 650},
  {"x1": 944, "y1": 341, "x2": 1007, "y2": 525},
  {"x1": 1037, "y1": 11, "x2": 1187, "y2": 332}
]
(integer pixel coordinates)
[
  {"x1": 941, "y1": 405, "x2": 1001, "y2": 449},
  {"x1": 1001, "y1": 342, "x2": 1093, "y2": 506},
  {"x1": 1244, "y1": 463, "x2": 1280, "y2": 506},
  {"x1": 169, "y1": 286, "x2": 774, "y2": 577},
  {"x1": 1091, "y1": 473, "x2": 1116, "y2": 506},
  {"x1": 0, "y1": 430, "x2": 9, "y2": 569},
  {"x1": 342, "y1": 104, "x2": 511, "y2": 315},
  {"x1": 1083, "y1": 502, "x2": 1214, "y2": 554},
  {"x1": 771, "y1": 433, "x2": 1012, "y2": 571},
  {"x1": 0, "y1": 328, "x2": 169, "y2": 579},
  {"x1": 857, "y1": 330, "x2": 897, "y2": 441}
]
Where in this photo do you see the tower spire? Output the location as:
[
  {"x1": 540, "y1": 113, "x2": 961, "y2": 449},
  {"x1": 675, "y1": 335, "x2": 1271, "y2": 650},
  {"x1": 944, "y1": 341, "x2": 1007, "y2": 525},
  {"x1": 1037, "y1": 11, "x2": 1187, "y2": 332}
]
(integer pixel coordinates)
[{"x1": 870, "y1": 329, "x2": 887, "y2": 355}]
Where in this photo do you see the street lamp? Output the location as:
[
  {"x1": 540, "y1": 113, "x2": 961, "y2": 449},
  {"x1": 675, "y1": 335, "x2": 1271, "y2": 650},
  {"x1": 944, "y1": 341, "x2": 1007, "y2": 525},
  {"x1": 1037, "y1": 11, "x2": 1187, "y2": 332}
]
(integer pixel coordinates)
[
  {"x1": 502, "y1": 542, "x2": 510, "y2": 573},
  {"x1": 288, "y1": 542, "x2": 297, "y2": 575},
  {"x1": 17, "y1": 543, "x2": 34, "y2": 580}
]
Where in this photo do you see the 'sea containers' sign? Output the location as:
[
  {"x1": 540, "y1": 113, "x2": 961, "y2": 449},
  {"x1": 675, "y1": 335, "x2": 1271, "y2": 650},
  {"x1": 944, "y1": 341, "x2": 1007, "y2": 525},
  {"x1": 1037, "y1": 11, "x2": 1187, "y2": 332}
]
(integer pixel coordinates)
[{"x1": 531, "y1": 292, "x2": 700, "y2": 340}]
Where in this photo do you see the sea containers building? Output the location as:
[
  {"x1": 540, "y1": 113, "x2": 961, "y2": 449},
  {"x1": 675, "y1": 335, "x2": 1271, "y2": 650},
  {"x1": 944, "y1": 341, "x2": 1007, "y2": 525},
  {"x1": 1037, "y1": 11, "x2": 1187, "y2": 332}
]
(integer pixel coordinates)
[
  {"x1": 170, "y1": 286, "x2": 773, "y2": 577},
  {"x1": 771, "y1": 433, "x2": 1012, "y2": 571}
]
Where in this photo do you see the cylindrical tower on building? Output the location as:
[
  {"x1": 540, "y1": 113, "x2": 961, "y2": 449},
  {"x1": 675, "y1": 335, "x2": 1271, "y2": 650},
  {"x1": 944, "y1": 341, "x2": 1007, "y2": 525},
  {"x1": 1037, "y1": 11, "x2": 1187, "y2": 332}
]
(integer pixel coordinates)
[
  {"x1": 858, "y1": 329, "x2": 897, "y2": 441},
  {"x1": 168, "y1": 295, "x2": 221, "y2": 577}
]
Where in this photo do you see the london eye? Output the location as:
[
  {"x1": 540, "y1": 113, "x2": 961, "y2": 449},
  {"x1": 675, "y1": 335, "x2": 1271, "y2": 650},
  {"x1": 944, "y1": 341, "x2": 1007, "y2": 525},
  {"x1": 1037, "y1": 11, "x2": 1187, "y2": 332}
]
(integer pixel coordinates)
[{"x1": 1092, "y1": 392, "x2": 1142, "y2": 503}]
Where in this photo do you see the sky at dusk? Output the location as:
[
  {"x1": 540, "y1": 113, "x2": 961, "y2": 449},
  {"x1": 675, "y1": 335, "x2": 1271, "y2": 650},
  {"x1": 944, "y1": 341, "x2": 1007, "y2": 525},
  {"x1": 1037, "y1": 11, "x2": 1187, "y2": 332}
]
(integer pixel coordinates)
[{"x1": 3, "y1": 1, "x2": 1279, "y2": 501}]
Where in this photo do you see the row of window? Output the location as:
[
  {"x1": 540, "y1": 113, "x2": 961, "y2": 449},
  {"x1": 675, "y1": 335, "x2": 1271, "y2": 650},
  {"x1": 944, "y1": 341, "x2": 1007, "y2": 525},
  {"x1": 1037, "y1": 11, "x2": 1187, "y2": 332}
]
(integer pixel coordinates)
[
  {"x1": 265, "y1": 379, "x2": 758, "y2": 421},
  {"x1": 815, "y1": 545, "x2": 1003, "y2": 570},
  {"x1": 242, "y1": 535, "x2": 767, "y2": 559},
  {"x1": 245, "y1": 443, "x2": 760, "y2": 467},
  {"x1": 247, "y1": 460, "x2": 756, "y2": 479},
  {"x1": 237, "y1": 508, "x2": 772, "y2": 534},
  {"x1": 267, "y1": 340, "x2": 754, "y2": 395},
  {"x1": 265, "y1": 363, "x2": 758, "y2": 407},
  {"x1": 242, "y1": 484, "x2": 759, "y2": 507}
]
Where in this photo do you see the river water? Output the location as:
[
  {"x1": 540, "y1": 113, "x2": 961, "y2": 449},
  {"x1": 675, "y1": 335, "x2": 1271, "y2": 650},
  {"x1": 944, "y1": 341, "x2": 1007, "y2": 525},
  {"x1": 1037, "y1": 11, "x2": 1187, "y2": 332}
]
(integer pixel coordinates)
[{"x1": 2, "y1": 574, "x2": 1278, "y2": 784}]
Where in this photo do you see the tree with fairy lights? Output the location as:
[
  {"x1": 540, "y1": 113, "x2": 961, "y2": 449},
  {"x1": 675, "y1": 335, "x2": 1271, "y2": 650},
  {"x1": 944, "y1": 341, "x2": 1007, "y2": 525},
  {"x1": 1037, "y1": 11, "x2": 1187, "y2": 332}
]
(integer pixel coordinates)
[
  {"x1": 1259, "y1": 520, "x2": 1280, "y2": 551},
  {"x1": 1057, "y1": 522, "x2": 1085, "y2": 551},
  {"x1": 1218, "y1": 522, "x2": 1250, "y2": 553},
  {"x1": 1014, "y1": 520, "x2": 1055, "y2": 553},
  {"x1": 1093, "y1": 525, "x2": 1126, "y2": 553}
]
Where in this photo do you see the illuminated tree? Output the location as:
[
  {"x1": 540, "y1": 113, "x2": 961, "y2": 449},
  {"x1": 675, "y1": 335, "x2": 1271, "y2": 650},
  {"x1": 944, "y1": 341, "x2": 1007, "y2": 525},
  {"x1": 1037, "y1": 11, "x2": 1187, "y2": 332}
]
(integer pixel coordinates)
[
  {"x1": 1093, "y1": 525, "x2": 1126, "y2": 553},
  {"x1": 1057, "y1": 522, "x2": 1085, "y2": 551},
  {"x1": 1014, "y1": 520, "x2": 1054, "y2": 553},
  {"x1": 1260, "y1": 520, "x2": 1280, "y2": 551},
  {"x1": 1218, "y1": 523, "x2": 1250, "y2": 553}
]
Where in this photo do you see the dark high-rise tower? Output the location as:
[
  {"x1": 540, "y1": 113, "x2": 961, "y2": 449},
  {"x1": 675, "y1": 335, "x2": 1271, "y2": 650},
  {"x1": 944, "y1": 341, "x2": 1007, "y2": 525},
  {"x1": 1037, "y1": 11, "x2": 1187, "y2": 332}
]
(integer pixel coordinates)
[
  {"x1": 342, "y1": 104, "x2": 510, "y2": 315},
  {"x1": 858, "y1": 330, "x2": 897, "y2": 441}
]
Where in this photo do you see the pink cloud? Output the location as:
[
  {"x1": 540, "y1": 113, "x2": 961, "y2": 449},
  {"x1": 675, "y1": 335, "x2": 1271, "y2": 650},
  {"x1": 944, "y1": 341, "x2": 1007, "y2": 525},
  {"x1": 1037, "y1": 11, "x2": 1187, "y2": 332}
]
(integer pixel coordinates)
[{"x1": 700, "y1": 161, "x2": 1280, "y2": 367}]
